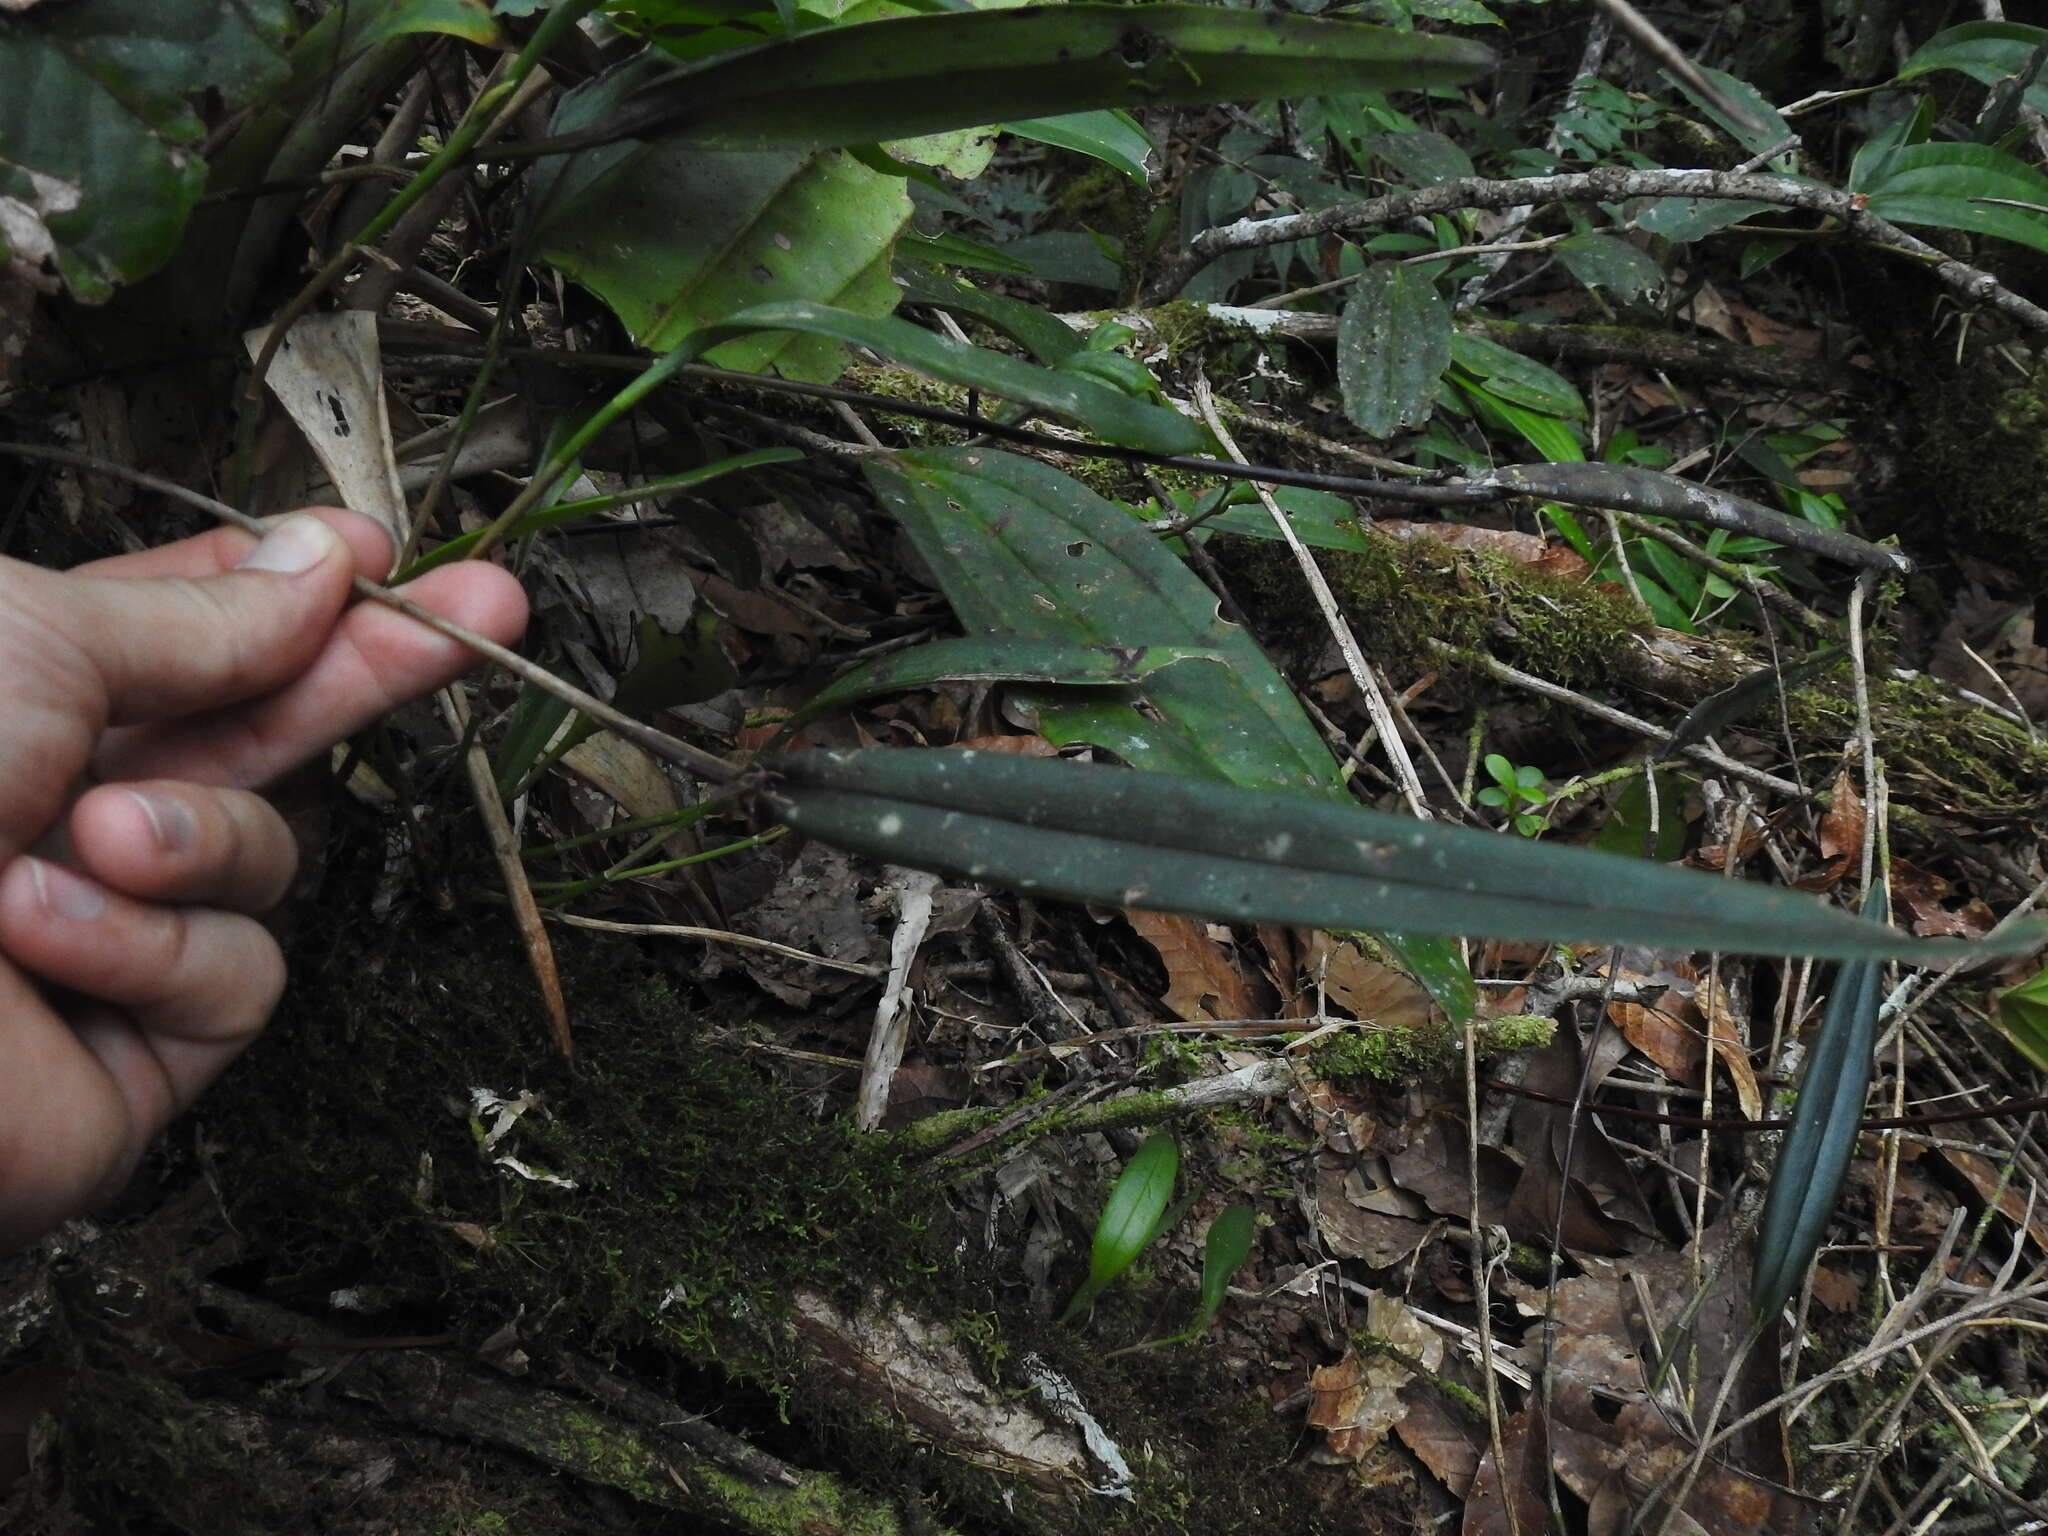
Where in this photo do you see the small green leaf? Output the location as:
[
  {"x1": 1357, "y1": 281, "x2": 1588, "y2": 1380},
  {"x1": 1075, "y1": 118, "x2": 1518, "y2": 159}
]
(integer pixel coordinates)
[
  {"x1": 1996, "y1": 966, "x2": 2048, "y2": 1073},
  {"x1": 1339, "y1": 263, "x2": 1451, "y2": 437},
  {"x1": 1063, "y1": 1132, "x2": 1179, "y2": 1321},
  {"x1": 1449, "y1": 334, "x2": 1586, "y2": 418},
  {"x1": 1753, "y1": 887, "x2": 1889, "y2": 1325},
  {"x1": 1196, "y1": 1205, "x2": 1256, "y2": 1328}
]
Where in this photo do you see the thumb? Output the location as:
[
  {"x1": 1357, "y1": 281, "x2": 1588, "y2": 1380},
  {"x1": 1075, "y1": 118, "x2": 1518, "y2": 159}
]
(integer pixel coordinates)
[{"x1": 47, "y1": 514, "x2": 358, "y2": 727}]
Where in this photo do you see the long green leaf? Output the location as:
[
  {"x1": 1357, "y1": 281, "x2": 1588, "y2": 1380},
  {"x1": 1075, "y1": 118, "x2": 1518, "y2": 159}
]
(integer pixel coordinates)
[
  {"x1": 1901, "y1": 21, "x2": 2048, "y2": 118},
  {"x1": 1063, "y1": 1132, "x2": 1179, "y2": 1321},
  {"x1": 1196, "y1": 1205, "x2": 1256, "y2": 1328},
  {"x1": 1752, "y1": 888, "x2": 1890, "y2": 1324},
  {"x1": 792, "y1": 640, "x2": 1226, "y2": 728},
  {"x1": 1005, "y1": 110, "x2": 1154, "y2": 184},
  {"x1": 689, "y1": 303, "x2": 1206, "y2": 452},
  {"x1": 591, "y1": 5, "x2": 1495, "y2": 151},
  {"x1": 763, "y1": 750, "x2": 2035, "y2": 962},
  {"x1": 1852, "y1": 142, "x2": 2048, "y2": 258}
]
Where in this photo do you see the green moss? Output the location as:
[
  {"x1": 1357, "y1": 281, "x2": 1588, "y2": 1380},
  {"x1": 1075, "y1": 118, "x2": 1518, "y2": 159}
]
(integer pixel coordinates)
[
  {"x1": 1217, "y1": 527, "x2": 1650, "y2": 691},
  {"x1": 1308, "y1": 1012, "x2": 1553, "y2": 1085}
]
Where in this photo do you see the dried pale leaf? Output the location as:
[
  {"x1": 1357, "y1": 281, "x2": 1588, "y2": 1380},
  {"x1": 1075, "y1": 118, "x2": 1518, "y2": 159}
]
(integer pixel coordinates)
[
  {"x1": 1611, "y1": 997, "x2": 1702, "y2": 1081},
  {"x1": 1501, "y1": 1272, "x2": 1644, "y2": 1396},
  {"x1": 1307, "y1": 1297, "x2": 1434, "y2": 1462},
  {"x1": 1893, "y1": 860, "x2": 1997, "y2": 938},
  {"x1": 1127, "y1": 908, "x2": 1258, "y2": 1021},
  {"x1": 1814, "y1": 765, "x2": 1863, "y2": 882},
  {"x1": 1387, "y1": 1112, "x2": 1518, "y2": 1228},
  {"x1": 1697, "y1": 975, "x2": 1763, "y2": 1122},
  {"x1": 1612, "y1": 1400, "x2": 1816, "y2": 1535},
  {"x1": 242, "y1": 312, "x2": 408, "y2": 537},
  {"x1": 1807, "y1": 1263, "x2": 1862, "y2": 1314}
]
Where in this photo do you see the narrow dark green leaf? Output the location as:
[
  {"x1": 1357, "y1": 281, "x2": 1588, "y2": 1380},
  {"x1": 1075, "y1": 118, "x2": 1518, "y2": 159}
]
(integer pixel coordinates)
[
  {"x1": 1338, "y1": 264, "x2": 1451, "y2": 437},
  {"x1": 764, "y1": 750, "x2": 2038, "y2": 962},
  {"x1": 1657, "y1": 647, "x2": 1844, "y2": 762},
  {"x1": 1064, "y1": 1132, "x2": 1178, "y2": 1320},
  {"x1": 792, "y1": 640, "x2": 1224, "y2": 728},
  {"x1": 683, "y1": 303, "x2": 1205, "y2": 453},
  {"x1": 1752, "y1": 889, "x2": 1889, "y2": 1325},
  {"x1": 594, "y1": 6, "x2": 1494, "y2": 151},
  {"x1": 1449, "y1": 333, "x2": 1585, "y2": 418},
  {"x1": 893, "y1": 265, "x2": 1082, "y2": 364},
  {"x1": 1901, "y1": 21, "x2": 2048, "y2": 118},
  {"x1": 1378, "y1": 931, "x2": 1478, "y2": 1024}
]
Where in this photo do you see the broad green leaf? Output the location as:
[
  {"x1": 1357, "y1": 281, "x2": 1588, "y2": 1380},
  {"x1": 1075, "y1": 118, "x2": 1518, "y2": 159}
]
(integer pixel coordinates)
[
  {"x1": 762, "y1": 750, "x2": 2025, "y2": 962},
  {"x1": 0, "y1": 0, "x2": 297, "y2": 302},
  {"x1": 1593, "y1": 772, "x2": 1691, "y2": 862},
  {"x1": 1555, "y1": 232, "x2": 1664, "y2": 301},
  {"x1": 1852, "y1": 142, "x2": 2048, "y2": 258},
  {"x1": 532, "y1": 56, "x2": 909, "y2": 377},
  {"x1": 1449, "y1": 333, "x2": 1585, "y2": 418},
  {"x1": 1753, "y1": 889, "x2": 1888, "y2": 1324},
  {"x1": 1665, "y1": 65, "x2": 1795, "y2": 166},
  {"x1": 892, "y1": 263, "x2": 1083, "y2": 363},
  {"x1": 296, "y1": 0, "x2": 502, "y2": 86},
  {"x1": 1005, "y1": 110, "x2": 1153, "y2": 184},
  {"x1": 591, "y1": 5, "x2": 1496, "y2": 150},
  {"x1": 869, "y1": 450, "x2": 1480, "y2": 1015},
  {"x1": 1153, "y1": 486, "x2": 1378, "y2": 555},
  {"x1": 1633, "y1": 196, "x2": 1777, "y2": 243},
  {"x1": 1339, "y1": 264, "x2": 1451, "y2": 437},
  {"x1": 864, "y1": 449, "x2": 1336, "y2": 785},
  {"x1": 895, "y1": 232, "x2": 1037, "y2": 278},
  {"x1": 1370, "y1": 129, "x2": 1474, "y2": 187},
  {"x1": 1063, "y1": 1132, "x2": 1178, "y2": 1320},
  {"x1": 1901, "y1": 21, "x2": 2048, "y2": 118},
  {"x1": 792, "y1": 640, "x2": 1226, "y2": 727},
  {"x1": 1996, "y1": 965, "x2": 2048, "y2": 1073},
  {"x1": 683, "y1": 301, "x2": 1205, "y2": 451}
]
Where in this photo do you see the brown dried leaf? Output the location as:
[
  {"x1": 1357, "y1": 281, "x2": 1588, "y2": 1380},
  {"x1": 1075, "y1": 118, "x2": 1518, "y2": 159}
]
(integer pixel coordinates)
[
  {"x1": 1395, "y1": 1382, "x2": 1484, "y2": 1497},
  {"x1": 1807, "y1": 1264, "x2": 1861, "y2": 1314},
  {"x1": 1127, "y1": 909, "x2": 1258, "y2": 1021},
  {"x1": 1387, "y1": 1111, "x2": 1518, "y2": 1228},
  {"x1": 1891, "y1": 860, "x2": 1997, "y2": 939},
  {"x1": 1304, "y1": 931, "x2": 1433, "y2": 1030},
  {"x1": 1307, "y1": 1295, "x2": 1441, "y2": 1461},
  {"x1": 1316, "y1": 1159, "x2": 1435, "y2": 1266},
  {"x1": 1463, "y1": 1405, "x2": 1551, "y2": 1536},
  {"x1": 1934, "y1": 1144, "x2": 2048, "y2": 1252},
  {"x1": 1611, "y1": 997, "x2": 1701, "y2": 1081}
]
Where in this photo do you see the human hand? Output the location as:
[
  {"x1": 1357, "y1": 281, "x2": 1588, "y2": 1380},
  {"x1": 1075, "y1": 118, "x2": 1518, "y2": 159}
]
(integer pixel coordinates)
[{"x1": 0, "y1": 508, "x2": 528, "y2": 1249}]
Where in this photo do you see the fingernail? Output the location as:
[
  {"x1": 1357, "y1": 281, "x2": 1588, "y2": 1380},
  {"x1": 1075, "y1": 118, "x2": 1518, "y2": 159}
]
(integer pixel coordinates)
[
  {"x1": 122, "y1": 789, "x2": 195, "y2": 854},
  {"x1": 236, "y1": 514, "x2": 339, "y2": 575},
  {"x1": 25, "y1": 859, "x2": 106, "y2": 923}
]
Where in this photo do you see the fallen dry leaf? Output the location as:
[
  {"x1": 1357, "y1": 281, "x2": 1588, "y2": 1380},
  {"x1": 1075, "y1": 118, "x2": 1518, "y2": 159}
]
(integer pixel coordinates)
[
  {"x1": 1395, "y1": 1380, "x2": 1484, "y2": 1497},
  {"x1": 1463, "y1": 1404, "x2": 1551, "y2": 1536},
  {"x1": 1933, "y1": 1144, "x2": 2048, "y2": 1252},
  {"x1": 1316, "y1": 1157, "x2": 1435, "y2": 1267},
  {"x1": 1303, "y1": 931, "x2": 1434, "y2": 1031},
  {"x1": 1375, "y1": 520, "x2": 1591, "y2": 581},
  {"x1": 1127, "y1": 909, "x2": 1258, "y2": 1021},
  {"x1": 1306, "y1": 1293, "x2": 1442, "y2": 1461}
]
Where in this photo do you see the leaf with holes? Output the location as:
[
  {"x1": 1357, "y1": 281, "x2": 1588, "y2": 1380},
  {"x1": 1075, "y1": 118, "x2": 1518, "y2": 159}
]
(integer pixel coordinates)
[{"x1": 1338, "y1": 263, "x2": 1450, "y2": 437}]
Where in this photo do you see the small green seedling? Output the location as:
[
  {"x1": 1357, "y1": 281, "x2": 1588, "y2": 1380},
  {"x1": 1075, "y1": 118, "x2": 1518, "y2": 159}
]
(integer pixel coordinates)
[
  {"x1": 1061, "y1": 1133, "x2": 1179, "y2": 1322},
  {"x1": 1476, "y1": 752, "x2": 1551, "y2": 836},
  {"x1": 1997, "y1": 965, "x2": 2048, "y2": 1073},
  {"x1": 1103, "y1": 1203, "x2": 1258, "y2": 1358}
]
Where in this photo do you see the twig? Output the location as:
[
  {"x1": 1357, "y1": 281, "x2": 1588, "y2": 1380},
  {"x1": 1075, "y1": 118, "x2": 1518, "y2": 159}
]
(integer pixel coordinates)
[
  {"x1": 1147, "y1": 168, "x2": 2048, "y2": 343},
  {"x1": 1191, "y1": 377, "x2": 1431, "y2": 817},
  {"x1": 0, "y1": 443, "x2": 741, "y2": 788}
]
